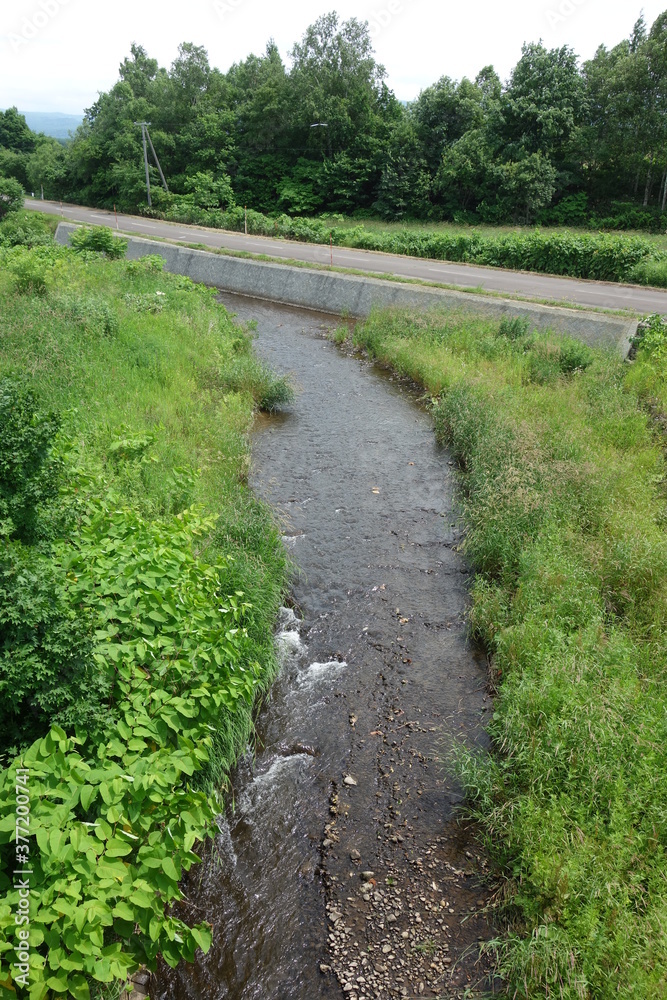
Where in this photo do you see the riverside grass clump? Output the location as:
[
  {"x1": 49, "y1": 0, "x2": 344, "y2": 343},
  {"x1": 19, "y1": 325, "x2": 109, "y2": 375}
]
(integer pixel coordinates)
[
  {"x1": 147, "y1": 199, "x2": 667, "y2": 284},
  {"x1": 337, "y1": 308, "x2": 667, "y2": 998},
  {"x1": 0, "y1": 229, "x2": 292, "y2": 999}
]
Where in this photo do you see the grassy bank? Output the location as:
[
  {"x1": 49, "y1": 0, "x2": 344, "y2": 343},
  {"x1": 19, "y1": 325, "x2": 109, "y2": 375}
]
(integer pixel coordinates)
[
  {"x1": 335, "y1": 310, "x2": 667, "y2": 997},
  {"x1": 0, "y1": 221, "x2": 291, "y2": 997}
]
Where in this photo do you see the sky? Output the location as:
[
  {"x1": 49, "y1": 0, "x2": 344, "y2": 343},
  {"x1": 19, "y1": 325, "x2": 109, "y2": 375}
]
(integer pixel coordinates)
[{"x1": 0, "y1": 0, "x2": 665, "y2": 115}]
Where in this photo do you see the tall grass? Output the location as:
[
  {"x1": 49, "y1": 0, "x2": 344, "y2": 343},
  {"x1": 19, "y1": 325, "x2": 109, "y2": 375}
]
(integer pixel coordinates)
[{"x1": 341, "y1": 307, "x2": 667, "y2": 998}]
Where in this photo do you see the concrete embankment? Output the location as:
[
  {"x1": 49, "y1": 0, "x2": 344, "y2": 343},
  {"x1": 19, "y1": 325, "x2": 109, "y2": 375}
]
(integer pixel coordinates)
[{"x1": 55, "y1": 222, "x2": 638, "y2": 354}]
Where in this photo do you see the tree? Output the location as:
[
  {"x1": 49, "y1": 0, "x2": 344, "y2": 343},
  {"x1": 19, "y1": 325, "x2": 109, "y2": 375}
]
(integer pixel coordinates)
[
  {"x1": 373, "y1": 118, "x2": 431, "y2": 219},
  {"x1": 494, "y1": 43, "x2": 585, "y2": 161},
  {"x1": 0, "y1": 108, "x2": 35, "y2": 154},
  {"x1": 183, "y1": 170, "x2": 235, "y2": 210},
  {"x1": 435, "y1": 128, "x2": 491, "y2": 216},
  {"x1": 495, "y1": 152, "x2": 558, "y2": 223},
  {"x1": 411, "y1": 76, "x2": 485, "y2": 175},
  {"x1": 26, "y1": 139, "x2": 66, "y2": 199},
  {"x1": 119, "y1": 43, "x2": 161, "y2": 98}
]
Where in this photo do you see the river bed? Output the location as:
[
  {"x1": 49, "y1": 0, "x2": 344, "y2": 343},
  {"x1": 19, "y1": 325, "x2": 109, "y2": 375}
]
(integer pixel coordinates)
[{"x1": 153, "y1": 295, "x2": 496, "y2": 1000}]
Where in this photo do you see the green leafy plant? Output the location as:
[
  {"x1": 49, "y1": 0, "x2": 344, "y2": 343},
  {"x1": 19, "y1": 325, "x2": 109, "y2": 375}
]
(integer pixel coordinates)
[
  {"x1": 0, "y1": 499, "x2": 263, "y2": 997},
  {"x1": 69, "y1": 227, "x2": 127, "y2": 260},
  {"x1": 0, "y1": 177, "x2": 24, "y2": 220}
]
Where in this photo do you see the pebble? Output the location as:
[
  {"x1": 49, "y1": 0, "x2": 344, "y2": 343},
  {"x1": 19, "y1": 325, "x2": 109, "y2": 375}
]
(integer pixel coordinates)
[
  {"x1": 349, "y1": 850, "x2": 361, "y2": 861},
  {"x1": 343, "y1": 775, "x2": 358, "y2": 786}
]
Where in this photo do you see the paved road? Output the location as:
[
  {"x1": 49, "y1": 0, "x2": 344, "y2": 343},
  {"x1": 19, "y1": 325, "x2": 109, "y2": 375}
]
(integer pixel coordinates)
[{"x1": 26, "y1": 198, "x2": 667, "y2": 314}]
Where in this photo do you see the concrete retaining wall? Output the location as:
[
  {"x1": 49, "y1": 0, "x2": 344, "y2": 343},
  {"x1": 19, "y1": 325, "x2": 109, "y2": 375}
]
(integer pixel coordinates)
[{"x1": 55, "y1": 223, "x2": 638, "y2": 354}]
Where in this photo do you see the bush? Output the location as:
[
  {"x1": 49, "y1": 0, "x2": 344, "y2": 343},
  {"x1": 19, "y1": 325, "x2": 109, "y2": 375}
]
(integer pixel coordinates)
[
  {"x1": 69, "y1": 226, "x2": 127, "y2": 259},
  {"x1": 213, "y1": 354, "x2": 294, "y2": 412},
  {"x1": 0, "y1": 540, "x2": 109, "y2": 753},
  {"x1": 0, "y1": 377, "x2": 62, "y2": 543},
  {"x1": 0, "y1": 177, "x2": 24, "y2": 220},
  {"x1": 0, "y1": 211, "x2": 53, "y2": 248}
]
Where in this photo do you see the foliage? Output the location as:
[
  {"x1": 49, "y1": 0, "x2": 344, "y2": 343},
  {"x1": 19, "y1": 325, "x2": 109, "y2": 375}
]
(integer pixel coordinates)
[
  {"x1": 212, "y1": 354, "x2": 294, "y2": 412},
  {"x1": 628, "y1": 256, "x2": 667, "y2": 287},
  {"x1": 625, "y1": 313, "x2": 667, "y2": 414},
  {"x1": 0, "y1": 211, "x2": 56, "y2": 249},
  {"x1": 69, "y1": 227, "x2": 128, "y2": 259},
  {"x1": 0, "y1": 245, "x2": 289, "y2": 996},
  {"x1": 0, "y1": 377, "x2": 62, "y2": 543},
  {"x1": 0, "y1": 539, "x2": 106, "y2": 755},
  {"x1": 153, "y1": 203, "x2": 667, "y2": 283},
  {"x1": 343, "y1": 307, "x2": 667, "y2": 997},
  {"x1": 7, "y1": 14, "x2": 667, "y2": 225},
  {"x1": 0, "y1": 177, "x2": 25, "y2": 220}
]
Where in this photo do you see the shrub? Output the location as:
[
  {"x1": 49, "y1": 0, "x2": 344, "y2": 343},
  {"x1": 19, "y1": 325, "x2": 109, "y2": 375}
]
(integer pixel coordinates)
[
  {"x1": 0, "y1": 211, "x2": 53, "y2": 248},
  {"x1": 0, "y1": 540, "x2": 109, "y2": 753},
  {"x1": 0, "y1": 177, "x2": 24, "y2": 220},
  {"x1": 0, "y1": 377, "x2": 62, "y2": 544},
  {"x1": 496, "y1": 316, "x2": 530, "y2": 341},
  {"x1": 69, "y1": 226, "x2": 127, "y2": 259}
]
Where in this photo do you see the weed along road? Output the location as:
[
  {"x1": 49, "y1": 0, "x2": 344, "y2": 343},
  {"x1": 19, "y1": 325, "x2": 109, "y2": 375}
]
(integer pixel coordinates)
[
  {"x1": 26, "y1": 198, "x2": 667, "y2": 315},
  {"x1": 153, "y1": 296, "x2": 497, "y2": 1000}
]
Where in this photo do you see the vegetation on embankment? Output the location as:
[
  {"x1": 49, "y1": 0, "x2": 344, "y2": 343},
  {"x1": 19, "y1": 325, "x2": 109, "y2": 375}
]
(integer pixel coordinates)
[
  {"x1": 0, "y1": 218, "x2": 292, "y2": 999},
  {"x1": 143, "y1": 203, "x2": 667, "y2": 286},
  {"x1": 335, "y1": 309, "x2": 667, "y2": 998}
]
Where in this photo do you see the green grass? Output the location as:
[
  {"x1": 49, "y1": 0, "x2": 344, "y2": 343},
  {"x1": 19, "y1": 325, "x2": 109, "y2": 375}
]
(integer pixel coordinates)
[
  {"x1": 628, "y1": 257, "x2": 667, "y2": 287},
  {"x1": 336, "y1": 308, "x2": 667, "y2": 999}
]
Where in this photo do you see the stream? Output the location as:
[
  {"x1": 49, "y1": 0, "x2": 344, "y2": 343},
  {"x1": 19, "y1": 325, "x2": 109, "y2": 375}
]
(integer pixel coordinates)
[{"x1": 154, "y1": 295, "x2": 496, "y2": 1000}]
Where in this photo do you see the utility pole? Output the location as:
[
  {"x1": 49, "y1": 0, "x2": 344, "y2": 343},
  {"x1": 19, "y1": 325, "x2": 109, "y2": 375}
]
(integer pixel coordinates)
[
  {"x1": 134, "y1": 122, "x2": 169, "y2": 208},
  {"x1": 136, "y1": 121, "x2": 152, "y2": 208},
  {"x1": 146, "y1": 128, "x2": 169, "y2": 194}
]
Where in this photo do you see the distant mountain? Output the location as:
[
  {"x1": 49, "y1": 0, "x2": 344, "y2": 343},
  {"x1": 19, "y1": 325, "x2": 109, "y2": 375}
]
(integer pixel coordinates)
[{"x1": 22, "y1": 112, "x2": 83, "y2": 140}]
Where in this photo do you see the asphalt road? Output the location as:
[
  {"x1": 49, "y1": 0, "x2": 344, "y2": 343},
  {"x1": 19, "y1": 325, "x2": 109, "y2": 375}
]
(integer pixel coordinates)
[{"x1": 25, "y1": 198, "x2": 667, "y2": 314}]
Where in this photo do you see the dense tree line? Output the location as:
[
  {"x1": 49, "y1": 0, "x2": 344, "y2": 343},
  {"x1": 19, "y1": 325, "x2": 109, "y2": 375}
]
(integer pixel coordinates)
[{"x1": 3, "y1": 9, "x2": 667, "y2": 227}]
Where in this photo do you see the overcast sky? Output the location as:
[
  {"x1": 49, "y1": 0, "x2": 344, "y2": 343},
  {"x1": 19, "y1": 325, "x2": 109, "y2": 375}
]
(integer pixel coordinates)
[{"x1": 1, "y1": 0, "x2": 664, "y2": 115}]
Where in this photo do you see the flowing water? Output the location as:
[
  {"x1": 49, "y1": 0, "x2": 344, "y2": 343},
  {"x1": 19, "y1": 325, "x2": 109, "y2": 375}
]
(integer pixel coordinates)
[{"x1": 154, "y1": 296, "x2": 495, "y2": 1000}]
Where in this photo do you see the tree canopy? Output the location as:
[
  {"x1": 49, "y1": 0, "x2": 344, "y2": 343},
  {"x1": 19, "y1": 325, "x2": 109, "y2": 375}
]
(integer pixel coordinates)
[{"x1": 3, "y1": 9, "x2": 667, "y2": 225}]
